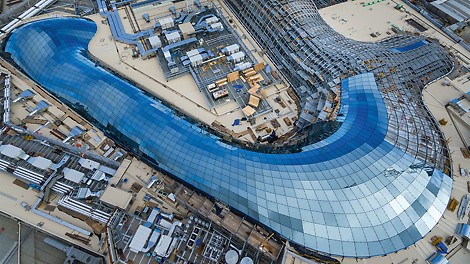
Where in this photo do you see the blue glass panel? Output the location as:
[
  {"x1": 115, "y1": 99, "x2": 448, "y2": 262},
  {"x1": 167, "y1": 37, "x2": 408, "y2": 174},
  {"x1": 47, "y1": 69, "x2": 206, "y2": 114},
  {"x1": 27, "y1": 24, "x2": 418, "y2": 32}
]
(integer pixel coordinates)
[{"x1": 4, "y1": 18, "x2": 452, "y2": 258}]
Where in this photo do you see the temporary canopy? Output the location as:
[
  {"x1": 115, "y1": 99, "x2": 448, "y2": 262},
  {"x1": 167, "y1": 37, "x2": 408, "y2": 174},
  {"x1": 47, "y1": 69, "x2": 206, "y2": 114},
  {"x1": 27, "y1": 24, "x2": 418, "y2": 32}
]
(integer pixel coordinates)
[
  {"x1": 248, "y1": 95, "x2": 260, "y2": 108},
  {"x1": 129, "y1": 225, "x2": 152, "y2": 253},
  {"x1": 63, "y1": 168, "x2": 85, "y2": 183},
  {"x1": 28, "y1": 156, "x2": 52, "y2": 170},
  {"x1": 242, "y1": 106, "x2": 256, "y2": 116}
]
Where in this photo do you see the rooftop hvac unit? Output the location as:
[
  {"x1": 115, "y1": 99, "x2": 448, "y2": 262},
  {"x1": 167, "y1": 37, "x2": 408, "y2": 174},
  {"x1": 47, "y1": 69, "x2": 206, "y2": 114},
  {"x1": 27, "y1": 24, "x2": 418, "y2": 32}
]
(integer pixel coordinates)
[
  {"x1": 205, "y1": 17, "x2": 219, "y2": 25},
  {"x1": 148, "y1": 35, "x2": 162, "y2": 48},
  {"x1": 228, "y1": 51, "x2": 245, "y2": 63},
  {"x1": 165, "y1": 31, "x2": 181, "y2": 44},
  {"x1": 222, "y1": 44, "x2": 240, "y2": 55},
  {"x1": 159, "y1": 17, "x2": 174, "y2": 30},
  {"x1": 28, "y1": 100, "x2": 49, "y2": 116},
  {"x1": 189, "y1": 54, "x2": 203, "y2": 67},
  {"x1": 210, "y1": 22, "x2": 223, "y2": 31}
]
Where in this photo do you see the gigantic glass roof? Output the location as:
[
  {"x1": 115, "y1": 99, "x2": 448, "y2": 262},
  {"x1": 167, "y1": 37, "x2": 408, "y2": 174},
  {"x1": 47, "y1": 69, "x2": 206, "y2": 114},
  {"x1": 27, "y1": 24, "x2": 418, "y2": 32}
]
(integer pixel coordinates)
[{"x1": 4, "y1": 18, "x2": 452, "y2": 257}]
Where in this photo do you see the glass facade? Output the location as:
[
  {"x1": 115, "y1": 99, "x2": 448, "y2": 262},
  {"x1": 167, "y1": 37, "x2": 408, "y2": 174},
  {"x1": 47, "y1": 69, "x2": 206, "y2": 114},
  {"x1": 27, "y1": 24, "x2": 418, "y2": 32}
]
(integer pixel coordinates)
[{"x1": 5, "y1": 18, "x2": 452, "y2": 257}]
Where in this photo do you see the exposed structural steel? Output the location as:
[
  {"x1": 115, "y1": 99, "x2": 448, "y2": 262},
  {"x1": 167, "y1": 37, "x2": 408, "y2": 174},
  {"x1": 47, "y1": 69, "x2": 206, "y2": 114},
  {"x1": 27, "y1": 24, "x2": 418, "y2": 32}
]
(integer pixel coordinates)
[
  {"x1": 4, "y1": 5, "x2": 452, "y2": 258},
  {"x1": 0, "y1": 0, "x2": 57, "y2": 39},
  {"x1": 224, "y1": 0, "x2": 454, "y2": 128}
]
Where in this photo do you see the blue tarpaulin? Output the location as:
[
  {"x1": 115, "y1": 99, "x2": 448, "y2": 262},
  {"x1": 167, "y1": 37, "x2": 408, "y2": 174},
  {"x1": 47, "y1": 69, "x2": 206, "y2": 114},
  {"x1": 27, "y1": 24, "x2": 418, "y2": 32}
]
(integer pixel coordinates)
[
  {"x1": 232, "y1": 119, "x2": 241, "y2": 126},
  {"x1": 392, "y1": 40, "x2": 428, "y2": 52}
]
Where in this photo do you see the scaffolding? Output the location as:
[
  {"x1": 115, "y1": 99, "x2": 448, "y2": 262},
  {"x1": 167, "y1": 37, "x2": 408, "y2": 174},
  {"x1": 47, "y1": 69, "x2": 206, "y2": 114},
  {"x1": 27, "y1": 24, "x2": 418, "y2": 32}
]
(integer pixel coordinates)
[{"x1": 223, "y1": 0, "x2": 453, "y2": 178}]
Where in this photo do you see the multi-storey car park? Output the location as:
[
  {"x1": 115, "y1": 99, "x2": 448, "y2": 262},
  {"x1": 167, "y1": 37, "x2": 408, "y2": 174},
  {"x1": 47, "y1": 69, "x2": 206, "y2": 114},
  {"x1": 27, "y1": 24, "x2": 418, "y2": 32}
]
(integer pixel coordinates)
[{"x1": 0, "y1": 0, "x2": 459, "y2": 260}]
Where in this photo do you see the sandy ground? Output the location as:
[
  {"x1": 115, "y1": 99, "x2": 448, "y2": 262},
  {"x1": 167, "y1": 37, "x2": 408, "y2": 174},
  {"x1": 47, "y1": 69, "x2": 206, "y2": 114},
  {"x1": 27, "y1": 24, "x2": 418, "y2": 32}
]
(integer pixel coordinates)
[
  {"x1": 87, "y1": 0, "x2": 299, "y2": 143},
  {"x1": 320, "y1": 1, "x2": 470, "y2": 263},
  {"x1": 0, "y1": 1, "x2": 469, "y2": 263},
  {"x1": 320, "y1": 0, "x2": 470, "y2": 64}
]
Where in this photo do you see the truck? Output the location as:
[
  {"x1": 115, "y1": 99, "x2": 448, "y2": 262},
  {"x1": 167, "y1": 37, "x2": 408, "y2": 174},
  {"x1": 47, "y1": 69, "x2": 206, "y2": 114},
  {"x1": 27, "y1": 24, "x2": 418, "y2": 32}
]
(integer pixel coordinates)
[
  {"x1": 430, "y1": 236, "x2": 448, "y2": 254},
  {"x1": 426, "y1": 252, "x2": 449, "y2": 264}
]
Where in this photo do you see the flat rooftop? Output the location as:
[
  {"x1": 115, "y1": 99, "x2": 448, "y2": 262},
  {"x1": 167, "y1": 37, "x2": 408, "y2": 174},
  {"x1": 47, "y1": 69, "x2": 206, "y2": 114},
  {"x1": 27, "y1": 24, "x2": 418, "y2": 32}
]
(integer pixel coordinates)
[
  {"x1": 87, "y1": 0, "x2": 300, "y2": 145},
  {"x1": 320, "y1": 0, "x2": 470, "y2": 62},
  {"x1": 431, "y1": 0, "x2": 470, "y2": 22}
]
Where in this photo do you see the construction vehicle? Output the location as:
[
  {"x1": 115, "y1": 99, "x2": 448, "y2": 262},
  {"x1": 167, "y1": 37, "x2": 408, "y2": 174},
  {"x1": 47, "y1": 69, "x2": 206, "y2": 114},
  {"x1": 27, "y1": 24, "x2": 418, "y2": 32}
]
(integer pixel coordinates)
[
  {"x1": 259, "y1": 233, "x2": 274, "y2": 253},
  {"x1": 426, "y1": 252, "x2": 449, "y2": 264},
  {"x1": 430, "y1": 236, "x2": 448, "y2": 254},
  {"x1": 22, "y1": 134, "x2": 33, "y2": 140},
  {"x1": 447, "y1": 198, "x2": 459, "y2": 212}
]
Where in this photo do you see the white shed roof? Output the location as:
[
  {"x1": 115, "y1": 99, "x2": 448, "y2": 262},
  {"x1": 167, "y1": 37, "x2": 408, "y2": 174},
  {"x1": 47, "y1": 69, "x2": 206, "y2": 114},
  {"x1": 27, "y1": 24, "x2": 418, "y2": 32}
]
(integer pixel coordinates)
[
  {"x1": 186, "y1": 49, "x2": 199, "y2": 57},
  {"x1": 129, "y1": 225, "x2": 152, "y2": 253},
  {"x1": 159, "y1": 16, "x2": 174, "y2": 25},
  {"x1": 158, "y1": 219, "x2": 172, "y2": 230},
  {"x1": 166, "y1": 31, "x2": 180, "y2": 40},
  {"x1": 78, "y1": 158, "x2": 100, "y2": 170},
  {"x1": 28, "y1": 156, "x2": 52, "y2": 170},
  {"x1": 228, "y1": 51, "x2": 245, "y2": 61},
  {"x1": 63, "y1": 168, "x2": 85, "y2": 183},
  {"x1": 189, "y1": 54, "x2": 203, "y2": 63},
  {"x1": 210, "y1": 22, "x2": 223, "y2": 29},
  {"x1": 0, "y1": 144, "x2": 25, "y2": 159},
  {"x1": 148, "y1": 35, "x2": 162, "y2": 48},
  {"x1": 205, "y1": 17, "x2": 219, "y2": 24},
  {"x1": 225, "y1": 44, "x2": 239, "y2": 52},
  {"x1": 154, "y1": 235, "x2": 173, "y2": 257}
]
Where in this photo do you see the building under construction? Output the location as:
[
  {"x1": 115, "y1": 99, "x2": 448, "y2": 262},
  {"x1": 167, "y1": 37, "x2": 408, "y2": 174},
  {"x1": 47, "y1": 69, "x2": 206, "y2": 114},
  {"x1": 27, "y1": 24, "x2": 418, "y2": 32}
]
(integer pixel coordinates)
[
  {"x1": 225, "y1": 0, "x2": 454, "y2": 127},
  {"x1": 1, "y1": 0, "x2": 458, "y2": 261}
]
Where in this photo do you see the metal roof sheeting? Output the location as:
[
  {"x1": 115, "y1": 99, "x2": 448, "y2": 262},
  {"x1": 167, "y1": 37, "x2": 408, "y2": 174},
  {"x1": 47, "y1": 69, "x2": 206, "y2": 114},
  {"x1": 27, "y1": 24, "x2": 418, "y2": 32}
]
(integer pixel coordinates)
[
  {"x1": 27, "y1": 156, "x2": 52, "y2": 170},
  {"x1": 0, "y1": 144, "x2": 25, "y2": 159},
  {"x1": 63, "y1": 168, "x2": 85, "y2": 183},
  {"x1": 129, "y1": 225, "x2": 152, "y2": 253},
  {"x1": 431, "y1": 0, "x2": 470, "y2": 22}
]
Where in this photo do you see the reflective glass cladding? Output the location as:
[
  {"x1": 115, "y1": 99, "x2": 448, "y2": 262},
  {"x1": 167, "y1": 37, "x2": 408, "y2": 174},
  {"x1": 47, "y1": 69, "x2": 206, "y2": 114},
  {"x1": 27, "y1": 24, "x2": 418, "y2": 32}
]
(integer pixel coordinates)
[{"x1": 5, "y1": 18, "x2": 452, "y2": 257}]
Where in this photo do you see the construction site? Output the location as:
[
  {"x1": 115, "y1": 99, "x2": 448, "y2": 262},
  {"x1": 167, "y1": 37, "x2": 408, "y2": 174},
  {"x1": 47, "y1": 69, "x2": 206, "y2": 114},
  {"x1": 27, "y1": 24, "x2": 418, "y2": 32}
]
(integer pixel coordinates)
[
  {"x1": 0, "y1": 0, "x2": 468, "y2": 264},
  {"x1": 0, "y1": 65, "x2": 286, "y2": 264},
  {"x1": 86, "y1": 0, "x2": 306, "y2": 147}
]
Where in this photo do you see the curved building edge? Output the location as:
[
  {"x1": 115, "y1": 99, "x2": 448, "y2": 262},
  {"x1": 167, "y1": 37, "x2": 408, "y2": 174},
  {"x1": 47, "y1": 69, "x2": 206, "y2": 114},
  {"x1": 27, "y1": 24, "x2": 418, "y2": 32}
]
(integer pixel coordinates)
[{"x1": 2, "y1": 2, "x2": 454, "y2": 257}]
